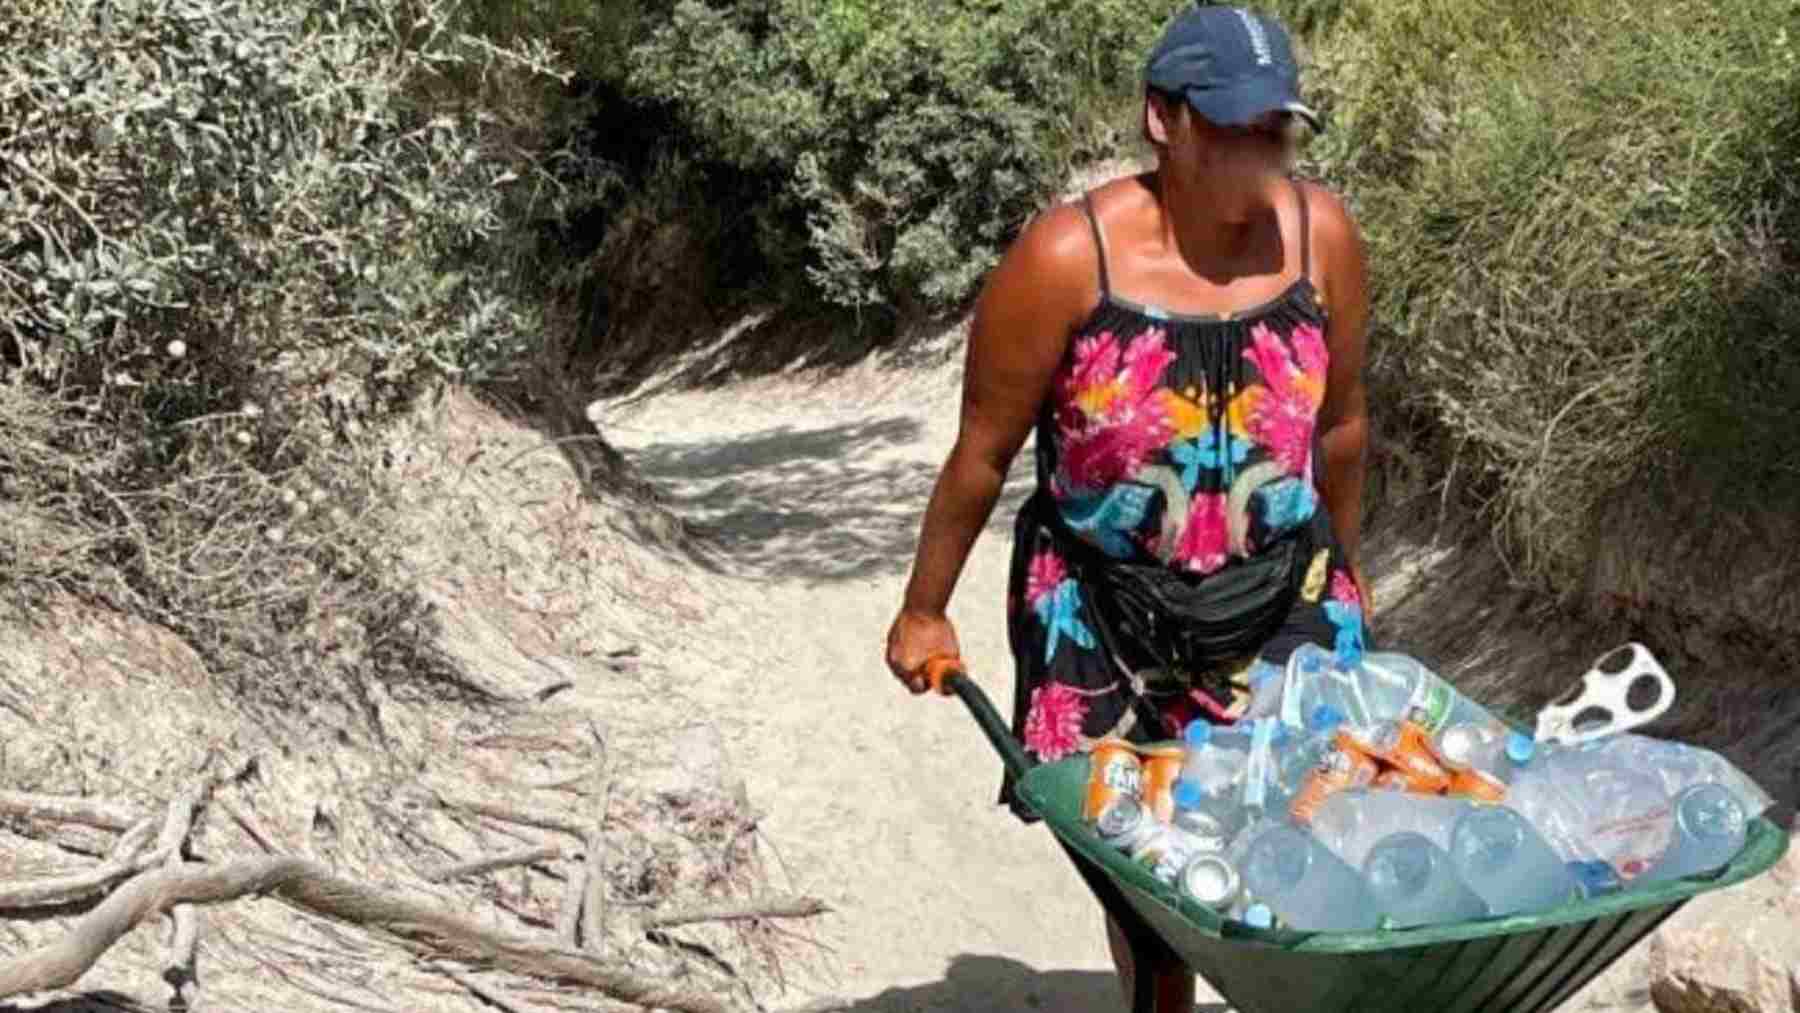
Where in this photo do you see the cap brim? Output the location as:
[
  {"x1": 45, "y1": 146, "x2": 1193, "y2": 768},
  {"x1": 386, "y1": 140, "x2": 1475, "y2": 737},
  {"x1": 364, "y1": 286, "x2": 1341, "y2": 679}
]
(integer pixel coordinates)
[{"x1": 1185, "y1": 78, "x2": 1323, "y2": 134}]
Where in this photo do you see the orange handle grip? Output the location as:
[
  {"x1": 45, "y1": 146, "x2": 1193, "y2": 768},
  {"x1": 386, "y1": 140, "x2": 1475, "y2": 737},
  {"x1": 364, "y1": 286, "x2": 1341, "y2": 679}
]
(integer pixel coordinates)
[{"x1": 923, "y1": 653, "x2": 966, "y2": 696}]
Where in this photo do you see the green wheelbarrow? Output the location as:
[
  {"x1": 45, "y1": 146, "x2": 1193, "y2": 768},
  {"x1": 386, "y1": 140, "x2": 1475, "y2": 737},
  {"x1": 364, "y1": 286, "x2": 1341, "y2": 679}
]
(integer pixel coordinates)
[{"x1": 921, "y1": 656, "x2": 1791, "y2": 1013}]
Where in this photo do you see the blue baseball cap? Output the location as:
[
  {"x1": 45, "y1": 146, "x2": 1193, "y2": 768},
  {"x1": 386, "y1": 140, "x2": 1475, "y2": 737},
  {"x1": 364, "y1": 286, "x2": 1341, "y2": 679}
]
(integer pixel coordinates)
[{"x1": 1144, "y1": 5, "x2": 1322, "y2": 134}]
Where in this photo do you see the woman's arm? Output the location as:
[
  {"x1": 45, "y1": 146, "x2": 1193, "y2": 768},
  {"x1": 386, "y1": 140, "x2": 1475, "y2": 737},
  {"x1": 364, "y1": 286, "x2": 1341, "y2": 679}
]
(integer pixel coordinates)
[
  {"x1": 897, "y1": 204, "x2": 1097, "y2": 621},
  {"x1": 1307, "y1": 183, "x2": 1374, "y2": 606}
]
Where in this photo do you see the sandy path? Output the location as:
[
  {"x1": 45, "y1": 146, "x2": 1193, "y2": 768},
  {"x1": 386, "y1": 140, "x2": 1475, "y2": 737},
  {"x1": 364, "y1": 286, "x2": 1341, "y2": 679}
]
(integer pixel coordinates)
[{"x1": 597, "y1": 343, "x2": 1232, "y2": 1013}]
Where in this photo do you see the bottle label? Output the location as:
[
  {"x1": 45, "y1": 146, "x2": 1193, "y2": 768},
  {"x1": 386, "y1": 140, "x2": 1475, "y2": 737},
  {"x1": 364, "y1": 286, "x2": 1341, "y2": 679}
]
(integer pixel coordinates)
[{"x1": 1409, "y1": 681, "x2": 1455, "y2": 735}]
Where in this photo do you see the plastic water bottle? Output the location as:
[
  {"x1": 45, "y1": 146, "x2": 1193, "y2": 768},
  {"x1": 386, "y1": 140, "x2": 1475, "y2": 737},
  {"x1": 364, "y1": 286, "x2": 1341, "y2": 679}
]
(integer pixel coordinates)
[
  {"x1": 1358, "y1": 652, "x2": 1516, "y2": 758},
  {"x1": 1276, "y1": 705, "x2": 1349, "y2": 782},
  {"x1": 1178, "y1": 720, "x2": 1250, "y2": 797},
  {"x1": 1364, "y1": 831, "x2": 1490, "y2": 928},
  {"x1": 1438, "y1": 723, "x2": 1538, "y2": 784},
  {"x1": 1171, "y1": 780, "x2": 1246, "y2": 845},
  {"x1": 1241, "y1": 659, "x2": 1287, "y2": 723},
  {"x1": 1239, "y1": 718, "x2": 1283, "y2": 818},
  {"x1": 1282, "y1": 645, "x2": 1375, "y2": 730},
  {"x1": 1507, "y1": 743, "x2": 1674, "y2": 880},
  {"x1": 1449, "y1": 804, "x2": 1580, "y2": 916},
  {"x1": 1637, "y1": 783, "x2": 1748, "y2": 884},
  {"x1": 1231, "y1": 818, "x2": 1381, "y2": 932},
  {"x1": 1590, "y1": 735, "x2": 1774, "y2": 824},
  {"x1": 1310, "y1": 789, "x2": 1471, "y2": 870}
]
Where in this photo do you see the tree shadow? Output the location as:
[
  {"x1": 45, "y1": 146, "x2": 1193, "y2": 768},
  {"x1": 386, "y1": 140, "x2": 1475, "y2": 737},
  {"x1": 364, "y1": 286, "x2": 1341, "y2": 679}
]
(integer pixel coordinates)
[
  {"x1": 838, "y1": 953, "x2": 1231, "y2": 1013},
  {"x1": 622, "y1": 415, "x2": 1036, "y2": 582}
]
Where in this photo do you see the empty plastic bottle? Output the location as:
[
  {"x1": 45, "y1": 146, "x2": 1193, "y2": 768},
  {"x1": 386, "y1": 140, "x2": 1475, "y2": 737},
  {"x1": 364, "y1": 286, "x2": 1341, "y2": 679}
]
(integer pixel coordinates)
[
  {"x1": 1507, "y1": 742, "x2": 1674, "y2": 880},
  {"x1": 1309, "y1": 789, "x2": 1472, "y2": 870},
  {"x1": 1241, "y1": 659, "x2": 1288, "y2": 723},
  {"x1": 1239, "y1": 718, "x2": 1283, "y2": 818},
  {"x1": 1178, "y1": 720, "x2": 1250, "y2": 798},
  {"x1": 1586, "y1": 735, "x2": 1774, "y2": 824},
  {"x1": 1281, "y1": 645, "x2": 1375, "y2": 730},
  {"x1": 1437, "y1": 723, "x2": 1538, "y2": 784},
  {"x1": 1364, "y1": 831, "x2": 1489, "y2": 928},
  {"x1": 1356, "y1": 652, "x2": 1515, "y2": 759},
  {"x1": 1231, "y1": 818, "x2": 1381, "y2": 932},
  {"x1": 1449, "y1": 804, "x2": 1580, "y2": 916},
  {"x1": 1171, "y1": 780, "x2": 1246, "y2": 845},
  {"x1": 1637, "y1": 783, "x2": 1748, "y2": 884},
  {"x1": 1276, "y1": 705, "x2": 1349, "y2": 783}
]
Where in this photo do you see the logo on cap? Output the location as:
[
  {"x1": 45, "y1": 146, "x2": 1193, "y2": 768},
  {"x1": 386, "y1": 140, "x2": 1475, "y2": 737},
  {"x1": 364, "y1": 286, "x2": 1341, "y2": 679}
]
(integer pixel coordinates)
[{"x1": 1233, "y1": 8, "x2": 1274, "y2": 67}]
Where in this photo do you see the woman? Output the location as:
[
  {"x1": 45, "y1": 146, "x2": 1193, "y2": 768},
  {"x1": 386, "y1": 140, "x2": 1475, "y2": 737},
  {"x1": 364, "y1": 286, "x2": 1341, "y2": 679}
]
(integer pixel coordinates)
[{"x1": 885, "y1": 6, "x2": 1371, "y2": 1011}]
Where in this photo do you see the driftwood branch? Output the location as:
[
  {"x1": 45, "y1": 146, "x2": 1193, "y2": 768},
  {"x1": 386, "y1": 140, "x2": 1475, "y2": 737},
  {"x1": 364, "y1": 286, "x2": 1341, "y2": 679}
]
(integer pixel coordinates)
[
  {"x1": 642, "y1": 895, "x2": 830, "y2": 931},
  {"x1": 556, "y1": 862, "x2": 587, "y2": 948},
  {"x1": 431, "y1": 791, "x2": 588, "y2": 840},
  {"x1": 423, "y1": 845, "x2": 565, "y2": 884},
  {"x1": 0, "y1": 857, "x2": 738, "y2": 1013},
  {"x1": 0, "y1": 817, "x2": 163, "y2": 909},
  {"x1": 580, "y1": 733, "x2": 610, "y2": 955},
  {"x1": 159, "y1": 771, "x2": 220, "y2": 1011},
  {"x1": 0, "y1": 790, "x2": 140, "y2": 832}
]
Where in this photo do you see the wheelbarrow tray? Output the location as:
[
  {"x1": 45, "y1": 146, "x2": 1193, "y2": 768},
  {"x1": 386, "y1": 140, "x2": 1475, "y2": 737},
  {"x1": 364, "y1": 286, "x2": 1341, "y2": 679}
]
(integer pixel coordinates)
[
  {"x1": 1020, "y1": 754, "x2": 1787, "y2": 1013},
  {"x1": 940, "y1": 667, "x2": 1791, "y2": 1013}
]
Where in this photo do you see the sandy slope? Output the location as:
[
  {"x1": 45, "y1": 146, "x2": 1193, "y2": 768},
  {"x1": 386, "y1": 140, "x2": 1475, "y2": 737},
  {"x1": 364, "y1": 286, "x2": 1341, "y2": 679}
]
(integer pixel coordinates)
[{"x1": 593, "y1": 333, "x2": 1233, "y2": 1013}]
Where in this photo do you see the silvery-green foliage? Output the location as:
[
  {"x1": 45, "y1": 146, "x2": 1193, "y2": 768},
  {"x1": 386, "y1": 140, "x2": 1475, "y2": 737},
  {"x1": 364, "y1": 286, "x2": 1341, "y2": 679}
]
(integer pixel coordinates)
[{"x1": 2, "y1": 0, "x2": 567, "y2": 423}]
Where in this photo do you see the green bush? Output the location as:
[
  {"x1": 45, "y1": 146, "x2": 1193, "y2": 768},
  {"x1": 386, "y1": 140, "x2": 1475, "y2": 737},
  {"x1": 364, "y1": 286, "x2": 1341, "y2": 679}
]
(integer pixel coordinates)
[
  {"x1": 0, "y1": 0, "x2": 573, "y2": 717},
  {"x1": 1288, "y1": 0, "x2": 1800, "y2": 589},
  {"x1": 623, "y1": 0, "x2": 1185, "y2": 314}
]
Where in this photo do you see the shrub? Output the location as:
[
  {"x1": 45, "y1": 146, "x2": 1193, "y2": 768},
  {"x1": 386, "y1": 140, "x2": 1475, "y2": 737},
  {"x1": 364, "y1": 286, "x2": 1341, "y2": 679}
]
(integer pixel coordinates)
[
  {"x1": 622, "y1": 0, "x2": 1187, "y2": 315},
  {"x1": 0, "y1": 0, "x2": 574, "y2": 717},
  {"x1": 1287, "y1": 0, "x2": 1800, "y2": 589}
]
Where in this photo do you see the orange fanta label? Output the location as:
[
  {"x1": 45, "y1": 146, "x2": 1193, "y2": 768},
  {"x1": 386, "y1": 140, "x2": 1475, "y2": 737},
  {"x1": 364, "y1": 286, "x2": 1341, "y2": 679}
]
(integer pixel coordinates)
[
  {"x1": 1138, "y1": 744, "x2": 1185, "y2": 825},
  {"x1": 1084, "y1": 740, "x2": 1145, "y2": 823}
]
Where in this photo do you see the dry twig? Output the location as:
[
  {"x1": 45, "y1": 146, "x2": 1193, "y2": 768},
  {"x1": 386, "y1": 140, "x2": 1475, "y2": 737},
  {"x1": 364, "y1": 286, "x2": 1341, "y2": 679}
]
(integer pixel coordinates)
[
  {"x1": 424, "y1": 845, "x2": 566, "y2": 884},
  {"x1": 0, "y1": 857, "x2": 739, "y2": 1013},
  {"x1": 643, "y1": 896, "x2": 830, "y2": 931}
]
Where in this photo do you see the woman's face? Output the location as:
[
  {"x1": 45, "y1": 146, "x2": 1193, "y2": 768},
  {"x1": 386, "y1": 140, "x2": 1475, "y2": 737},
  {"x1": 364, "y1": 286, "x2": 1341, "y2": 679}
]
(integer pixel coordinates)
[{"x1": 1149, "y1": 92, "x2": 1296, "y2": 218}]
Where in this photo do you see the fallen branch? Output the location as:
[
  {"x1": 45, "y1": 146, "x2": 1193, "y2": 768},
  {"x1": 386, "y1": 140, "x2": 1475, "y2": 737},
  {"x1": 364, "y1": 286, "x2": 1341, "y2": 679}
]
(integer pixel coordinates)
[
  {"x1": 642, "y1": 896, "x2": 830, "y2": 931},
  {"x1": 431, "y1": 792, "x2": 588, "y2": 840},
  {"x1": 0, "y1": 817, "x2": 162, "y2": 909},
  {"x1": 580, "y1": 737, "x2": 610, "y2": 955},
  {"x1": 0, "y1": 857, "x2": 738, "y2": 1013},
  {"x1": 423, "y1": 845, "x2": 565, "y2": 884},
  {"x1": 556, "y1": 863, "x2": 586, "y2": 949},
  {"x1": 159, "y1": 771, "x2": 219, "y2": 1011},
  {"x1": 0, "y1": 790, "x2": 139, "y2": 832}
]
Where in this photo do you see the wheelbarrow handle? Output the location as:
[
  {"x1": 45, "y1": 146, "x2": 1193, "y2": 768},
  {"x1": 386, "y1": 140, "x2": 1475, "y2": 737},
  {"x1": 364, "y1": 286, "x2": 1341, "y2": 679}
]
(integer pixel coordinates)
[{"x1": 924, "y1": 654, "x2": 1036, "y2": 784}]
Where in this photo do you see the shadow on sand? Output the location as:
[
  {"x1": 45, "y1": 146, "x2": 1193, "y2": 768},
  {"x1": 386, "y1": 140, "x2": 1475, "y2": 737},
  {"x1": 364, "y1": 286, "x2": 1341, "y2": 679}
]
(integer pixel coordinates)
[{"x1": 838, "y1": 953, "x2": 1230, "y2": 1013}]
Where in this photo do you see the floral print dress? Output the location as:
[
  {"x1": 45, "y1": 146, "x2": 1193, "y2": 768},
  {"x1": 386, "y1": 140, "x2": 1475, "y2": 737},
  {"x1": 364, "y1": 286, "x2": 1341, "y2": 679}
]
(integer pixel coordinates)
[{"x1": 1000, "y1": 183, "x2": 1369, "y2": 821}]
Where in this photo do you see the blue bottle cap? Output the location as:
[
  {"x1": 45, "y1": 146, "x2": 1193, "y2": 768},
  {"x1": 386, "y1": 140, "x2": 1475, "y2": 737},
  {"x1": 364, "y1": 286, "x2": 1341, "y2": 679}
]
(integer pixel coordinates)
[
  {"x1": 1567, "y1": 859, "x2": 1621, "y2": 897},
  {"x1": 1505, "y1": 732, "x2": 1536, "y2": 765},
  {"x1": 1243, "y1": 903, "x2": 1275, "y2": 929},
  {"x1": 1172, "y1": 778, "x2": 1204, "y2": 809},
  {"x1": 1308, "y1": 704, "x2": 1346, "y2": 733},
  {"x1": 1185, "y1": 721, "x2": 1213, "y2": 747}
]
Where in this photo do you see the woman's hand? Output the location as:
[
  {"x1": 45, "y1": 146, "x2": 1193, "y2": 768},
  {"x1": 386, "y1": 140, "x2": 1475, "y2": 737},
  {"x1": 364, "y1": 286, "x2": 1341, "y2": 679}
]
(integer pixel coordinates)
[{"x1": 886, "y1": 608, "x2": 962, "y2": 695}]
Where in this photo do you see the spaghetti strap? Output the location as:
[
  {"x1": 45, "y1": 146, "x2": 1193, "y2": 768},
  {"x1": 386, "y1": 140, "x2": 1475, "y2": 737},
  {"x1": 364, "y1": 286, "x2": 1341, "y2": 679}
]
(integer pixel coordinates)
[
  {"x1": 1292, "y1": 178, "x2": 1312, "y2": 282},
  {"x1": 1079, "y1": 192, "x2": 1112, "y2": 297}
]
